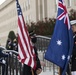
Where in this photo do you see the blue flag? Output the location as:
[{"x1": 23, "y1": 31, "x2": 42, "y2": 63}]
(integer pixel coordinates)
[{"x1": 45, "y1": 0, "x2": 73, "y2": 75}]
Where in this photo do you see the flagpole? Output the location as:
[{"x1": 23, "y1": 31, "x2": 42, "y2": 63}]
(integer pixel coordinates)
[
  {"x1": 59, "y1": 67, "x2": 60, "y2": 75},
  {"x1": 31, "y1": 69, "x2": 34, "y2": 75},
  {"x1": 59, "y1": 67, "x2": 62, "y2": 75},
  {"x1": 59, "y1": 63, "x2": 72, "y2": 75}
]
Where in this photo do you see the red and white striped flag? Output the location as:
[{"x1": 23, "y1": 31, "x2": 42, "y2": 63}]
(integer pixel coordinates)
[{"x1": 16, "y1": 0, "x2": 36, "y2": 69}]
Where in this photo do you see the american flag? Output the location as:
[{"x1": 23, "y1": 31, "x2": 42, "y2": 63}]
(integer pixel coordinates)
[
  {"x1": 16, "y1": 0, "x2": 36, "y2": 69},
  {"x1": 45, "y1": 0, "x2": 73, "y2": 75}
]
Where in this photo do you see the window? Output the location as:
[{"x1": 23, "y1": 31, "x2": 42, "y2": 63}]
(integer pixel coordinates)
[
  {"x1": 25, "y1": 1, "x2": 28, "y2": 10},
  {"x1": 55, "y1": 0, "x2": 58, "y2": 12},
  {"x1": 67, "y1": 0, "x2": 71, "y2": 7},
  {"x1": 25, "y1": 16, "x2": 29, "y2": 23},
  {"x1": 22, "y1": 3, "x2": 25, "y2": 12},
  {"x1": 28, "y1": 0, "x2": 30, "y2": 9},
  {"x1": 74, "y1": 0, "x2": 76, "y2": 6},
  {"x1": 29, "y1": 15, "x2": 31, "y2": 22},
  {"x1": 25, "y1": 0, "x2": 30, "y2": 10}
]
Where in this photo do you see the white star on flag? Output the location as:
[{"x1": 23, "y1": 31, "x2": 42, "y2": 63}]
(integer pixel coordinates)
[
  {"x1": 57, "y1": 40, "x2": 62, "y2": 45},
  {"x1": 67, "y1": 55, "x2": 70, "y2": 60},
  {"x1": 62, "y1": 55, "x2": 66, "y2": 60}
]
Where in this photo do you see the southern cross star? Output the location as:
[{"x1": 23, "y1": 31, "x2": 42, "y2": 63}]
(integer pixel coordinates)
[
  {"x1": 57, "y1": 40, "x2": 62, "y2": 45},
  {"x1": 67, "y1": 55, "x2": 70, "y2": 60},
  {"x1": 62, "y1": 55, "x2": 66, "y2": 60}
]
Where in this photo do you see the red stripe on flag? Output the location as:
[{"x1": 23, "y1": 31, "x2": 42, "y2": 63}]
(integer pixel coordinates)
[
  {"x1": 18, "y1": 35, "x2": 27, "y2": 59},
  {"x1": 18, "y1": 17, "x2": 32, "y2": 64}
]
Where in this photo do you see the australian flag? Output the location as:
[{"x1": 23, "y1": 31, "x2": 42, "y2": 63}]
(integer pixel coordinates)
[{"x1": 45, "y1": 0, "x2": 74, "y2": 75}]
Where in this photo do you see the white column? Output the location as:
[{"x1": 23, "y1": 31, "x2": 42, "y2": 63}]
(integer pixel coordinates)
[{"x1": 42, "y1": 0, "x2": 45, "y2": 19}]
